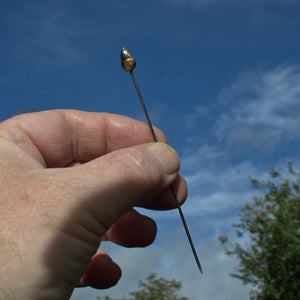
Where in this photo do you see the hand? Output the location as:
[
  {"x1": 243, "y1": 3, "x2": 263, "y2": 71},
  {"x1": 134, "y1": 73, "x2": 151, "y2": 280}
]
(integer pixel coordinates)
[{"x1": 0, "y1": 110, "x2": 187, "y2": 300}]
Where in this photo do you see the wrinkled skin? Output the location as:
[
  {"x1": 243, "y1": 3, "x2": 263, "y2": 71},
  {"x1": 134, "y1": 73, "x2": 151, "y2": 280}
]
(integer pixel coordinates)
[{"x1": 0, "y1": 110, "x2": 187, "y2": 300}]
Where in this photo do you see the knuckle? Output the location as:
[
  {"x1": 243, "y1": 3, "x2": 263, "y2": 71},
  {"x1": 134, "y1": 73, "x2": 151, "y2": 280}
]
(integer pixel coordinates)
[{"x1": 111, "y1": 147, "x2": 162, "y2": 189}]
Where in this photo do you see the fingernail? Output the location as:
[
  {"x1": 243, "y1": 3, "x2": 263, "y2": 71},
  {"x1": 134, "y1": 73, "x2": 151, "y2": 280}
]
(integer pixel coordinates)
[{"x1": 147, "y1": 142, "x2": 180, "y2": 175}]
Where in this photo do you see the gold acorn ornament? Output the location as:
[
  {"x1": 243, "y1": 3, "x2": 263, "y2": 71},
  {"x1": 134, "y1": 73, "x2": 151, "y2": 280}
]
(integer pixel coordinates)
[{"x1": 121, "y1": 47, "x2": 136, "y2": 72}]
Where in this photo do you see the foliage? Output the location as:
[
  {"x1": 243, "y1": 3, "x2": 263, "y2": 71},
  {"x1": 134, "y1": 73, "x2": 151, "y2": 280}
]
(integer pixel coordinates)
[
  {"x1": 96, "y1": 273, "x2": 188, "y2": 300},
  {"x1": 219, "y1": 162, "x2": 300, "y2": 299}
]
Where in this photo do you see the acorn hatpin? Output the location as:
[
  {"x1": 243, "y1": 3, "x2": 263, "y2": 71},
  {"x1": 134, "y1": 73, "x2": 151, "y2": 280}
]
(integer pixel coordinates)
[{"x1": 120, "y1": 47, "x2": 203, "y2": 273}]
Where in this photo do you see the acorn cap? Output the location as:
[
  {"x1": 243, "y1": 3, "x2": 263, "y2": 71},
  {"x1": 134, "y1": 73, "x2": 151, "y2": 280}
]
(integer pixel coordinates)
[{"x1": 121, "y1": 47, "x2": 136, "y2": 71}]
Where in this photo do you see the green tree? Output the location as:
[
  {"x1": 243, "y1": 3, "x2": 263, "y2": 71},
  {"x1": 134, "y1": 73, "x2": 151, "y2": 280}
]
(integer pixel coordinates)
[
  {"x1": 97, "y1": 273, "x2": 188, "y2": 300},
  {"x1": 219, "y1": 162, "x2": 300, "y2": 300}
]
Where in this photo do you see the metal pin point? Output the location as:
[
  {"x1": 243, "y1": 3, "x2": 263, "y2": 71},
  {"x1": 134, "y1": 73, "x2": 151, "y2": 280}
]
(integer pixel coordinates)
[{"x1": 121, "y1": 47, "x2": 203, "y2": 274}]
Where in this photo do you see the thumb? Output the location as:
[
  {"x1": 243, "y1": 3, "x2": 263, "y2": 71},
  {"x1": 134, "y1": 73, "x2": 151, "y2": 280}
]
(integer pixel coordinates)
[{"x1": 57, "y1": 142, "x2": 180, "y2": 234}]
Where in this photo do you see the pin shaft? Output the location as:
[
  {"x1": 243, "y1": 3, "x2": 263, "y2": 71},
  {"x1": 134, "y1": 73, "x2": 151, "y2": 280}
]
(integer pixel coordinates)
[
  {"x1": 124, "y1": 61, "x2": 203, "y2": 274},
  {"x1": 170, "y1": 185, "x2": 203, "y2": 273},
  {"x1": 129, "y1": 71, "x2": 157, "y2": 142}
]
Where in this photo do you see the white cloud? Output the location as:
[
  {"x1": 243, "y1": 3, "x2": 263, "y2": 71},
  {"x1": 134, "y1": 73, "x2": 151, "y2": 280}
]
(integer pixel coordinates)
[
  {"x1": 182, "y1": 151, "x2": 262, "y2": 216},
  {"x1": 215, "y1": 63, "x2": 300, "y2": 150},
  {"x1": 230, "y1": 64, "x2": 300, "y2": 128},
  {"x1": 182, "y1": 64, "x2": 300, "y2": 153},
  {"x1": 225, "y1": 125, "x2": 283, "y2": 152}
]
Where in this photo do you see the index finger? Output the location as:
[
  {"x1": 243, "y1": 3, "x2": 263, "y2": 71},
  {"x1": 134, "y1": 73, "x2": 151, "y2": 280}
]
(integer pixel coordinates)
[{"x1": 0, "y1": 109, "x2": 167, "y2": 167}]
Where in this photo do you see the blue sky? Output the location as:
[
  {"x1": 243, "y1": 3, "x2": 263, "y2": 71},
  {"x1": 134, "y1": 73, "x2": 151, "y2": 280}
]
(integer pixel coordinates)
[{"x1": 1, "y1": 1, "x2": 300, "y2": 299}]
